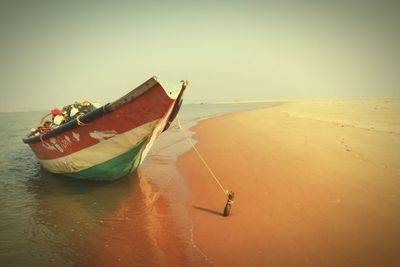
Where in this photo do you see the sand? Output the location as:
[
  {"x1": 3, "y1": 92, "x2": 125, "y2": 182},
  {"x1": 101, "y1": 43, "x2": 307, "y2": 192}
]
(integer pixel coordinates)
[{"x1": 177, "y1": 98, "x2": 400, "y2": 266}]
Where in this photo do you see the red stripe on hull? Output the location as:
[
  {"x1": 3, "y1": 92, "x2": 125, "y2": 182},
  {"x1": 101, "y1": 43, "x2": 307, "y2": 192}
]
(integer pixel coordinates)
[{"x1": 29, "y1": 84, "x2": 175, "y2": 160}]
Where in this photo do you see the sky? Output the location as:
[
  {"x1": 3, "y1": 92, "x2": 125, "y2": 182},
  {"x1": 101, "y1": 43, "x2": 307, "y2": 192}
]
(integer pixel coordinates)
[{"x1": 0, "y1": 0, "x2": 399, "y2": 112}]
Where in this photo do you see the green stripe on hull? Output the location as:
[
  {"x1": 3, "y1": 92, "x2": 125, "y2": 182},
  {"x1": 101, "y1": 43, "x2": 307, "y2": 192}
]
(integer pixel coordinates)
[{"x1": 66, "y1": 137, "x2": 148, "y2": 181}]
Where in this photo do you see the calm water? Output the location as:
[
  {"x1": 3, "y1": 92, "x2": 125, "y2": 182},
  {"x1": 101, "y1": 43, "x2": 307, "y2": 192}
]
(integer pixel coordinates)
[{"x1": 0, "y1": 102, "x2": 277, "y2": 267}]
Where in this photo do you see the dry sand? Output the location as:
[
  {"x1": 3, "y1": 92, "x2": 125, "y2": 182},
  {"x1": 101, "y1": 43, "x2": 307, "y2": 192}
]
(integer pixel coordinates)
[{"x1": 177, "y1": 98, "x2": 400, "y2": 266}]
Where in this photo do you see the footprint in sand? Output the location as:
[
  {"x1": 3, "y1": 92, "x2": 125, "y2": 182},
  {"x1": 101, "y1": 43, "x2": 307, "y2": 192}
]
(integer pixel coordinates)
[
  {"x1": 342, "y1": 142, "x2": 351, "y2": 152},
  {"x1": 336, "y1": 136, "x2": 351, "y2": 152}
]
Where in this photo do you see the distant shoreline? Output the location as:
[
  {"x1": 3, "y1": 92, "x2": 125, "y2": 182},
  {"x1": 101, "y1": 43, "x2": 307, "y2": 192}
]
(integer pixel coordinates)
[
  {"x1": 2, "y1": 97, "x2": 400, "y2": 113},
  {"x1": 200, "y1": 96, "x2": 400, "y2": 105}
]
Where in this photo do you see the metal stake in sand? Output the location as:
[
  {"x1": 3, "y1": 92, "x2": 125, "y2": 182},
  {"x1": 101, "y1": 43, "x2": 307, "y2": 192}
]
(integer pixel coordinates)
[
  {"x1": 223, "y1": 191, "x2": 235, "y2": 217},
  {"x1": 177, "y1": 117, "x2": 235, "y2": 217}
]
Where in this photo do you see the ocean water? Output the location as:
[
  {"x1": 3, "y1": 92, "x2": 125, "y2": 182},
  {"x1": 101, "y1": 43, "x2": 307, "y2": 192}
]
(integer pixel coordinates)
[{"x1": 0, "y1": 102, "x2": 277, "y2": 267}]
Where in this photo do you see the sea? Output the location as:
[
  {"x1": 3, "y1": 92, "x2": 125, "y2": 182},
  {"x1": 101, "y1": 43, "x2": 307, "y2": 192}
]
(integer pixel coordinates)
[{"x1": 0, "y1": 102, "x2": 276, "y2": 267}]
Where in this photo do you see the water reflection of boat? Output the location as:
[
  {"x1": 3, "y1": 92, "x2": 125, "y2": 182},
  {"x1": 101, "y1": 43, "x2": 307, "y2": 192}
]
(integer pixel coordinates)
[
  {"x1": 23, "y1": 77, "x2": 188, "y2": 181},
  {"x1": 28, "y1": 167, "x2": 137, "y2": 266}
]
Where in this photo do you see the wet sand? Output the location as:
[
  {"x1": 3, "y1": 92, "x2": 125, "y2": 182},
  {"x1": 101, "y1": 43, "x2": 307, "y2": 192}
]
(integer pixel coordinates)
[
  {"x1": 177, "y1": 99, "x2": 400, "y2": 266},
  {"x1": 91, "y1": 171, "x2": 190, "y2": 267}
]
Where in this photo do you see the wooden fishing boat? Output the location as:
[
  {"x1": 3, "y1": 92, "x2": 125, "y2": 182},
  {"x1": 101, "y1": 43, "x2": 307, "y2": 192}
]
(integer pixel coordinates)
[{"x1": 23, "y1": 76, "x2": 188, "y2": 181}]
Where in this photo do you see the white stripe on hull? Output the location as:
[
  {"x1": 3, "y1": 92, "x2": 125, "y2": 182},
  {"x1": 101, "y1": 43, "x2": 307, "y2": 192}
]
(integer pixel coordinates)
[{"x1": 40, "y1": 119, "x2": 160, "y2": 173}]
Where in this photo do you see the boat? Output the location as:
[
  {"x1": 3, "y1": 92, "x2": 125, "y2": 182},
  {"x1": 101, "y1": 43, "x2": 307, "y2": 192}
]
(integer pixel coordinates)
[{"x1": 23, "y1": 76, "x2": 188, "y2": 181}]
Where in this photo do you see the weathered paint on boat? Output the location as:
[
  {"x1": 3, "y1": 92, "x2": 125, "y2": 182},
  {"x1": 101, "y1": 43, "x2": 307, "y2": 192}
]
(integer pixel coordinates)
[
  {"x1": 67, "y1": 137, "x2": 148, "y2": 180},
  {"x1": 23, "y1": 76, "x2": 187, "y2": 181}
]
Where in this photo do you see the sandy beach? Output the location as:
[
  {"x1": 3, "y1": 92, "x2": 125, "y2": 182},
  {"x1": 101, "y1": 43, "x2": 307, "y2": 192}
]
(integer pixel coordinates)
[{"x1": 177, "y1": 98, "x2": 400, "y2": 266}]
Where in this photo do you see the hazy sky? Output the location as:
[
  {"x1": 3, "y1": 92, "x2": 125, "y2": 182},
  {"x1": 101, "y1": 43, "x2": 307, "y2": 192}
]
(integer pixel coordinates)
[{"x1": 1, "y1": 0, "x2": 399, "y2": 112}]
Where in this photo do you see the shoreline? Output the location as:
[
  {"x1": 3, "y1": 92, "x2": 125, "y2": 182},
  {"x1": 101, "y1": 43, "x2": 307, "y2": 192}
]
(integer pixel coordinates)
[{"x1": 195, "y1": 96, "x2": 400, "y2": 105}]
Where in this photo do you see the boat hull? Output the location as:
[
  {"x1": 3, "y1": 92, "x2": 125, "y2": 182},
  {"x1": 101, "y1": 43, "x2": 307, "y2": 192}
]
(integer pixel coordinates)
[
  {"x1": 23, "y1": 77, "x2": 186, "y2": 181},
  {"x1": 66, "y1": 137, "x2": 148, "y2": 180}
]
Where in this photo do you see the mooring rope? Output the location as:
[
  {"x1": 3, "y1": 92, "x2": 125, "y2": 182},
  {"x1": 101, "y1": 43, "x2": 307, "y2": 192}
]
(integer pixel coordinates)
[{"x1": 177, "y1": 117, "x2": 228, "y2": 196}]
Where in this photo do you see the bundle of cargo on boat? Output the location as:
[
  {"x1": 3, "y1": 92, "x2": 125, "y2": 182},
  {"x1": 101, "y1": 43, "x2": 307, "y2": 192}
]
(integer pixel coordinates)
[
  {"x1": 29, "y1": 101, "x2": 102, "y2": 137},
  {"x1": 23, "y1": 76, "x2": 188, "y2": 181}
]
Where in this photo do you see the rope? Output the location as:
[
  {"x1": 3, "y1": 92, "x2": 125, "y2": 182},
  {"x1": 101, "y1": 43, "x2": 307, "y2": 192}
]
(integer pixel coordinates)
[
  {"x1": 177, "y1": 117, "x2": 228, "y2": 196},
  {"x1": 39, "y1": 134, "x2": 45, "y2": 143},
  {"x1": 76, "y1": 115, "x2": 88, "y2": 126},
  {"x1": 39, "y1": 112, "x2": 52, "y2": 126}
]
